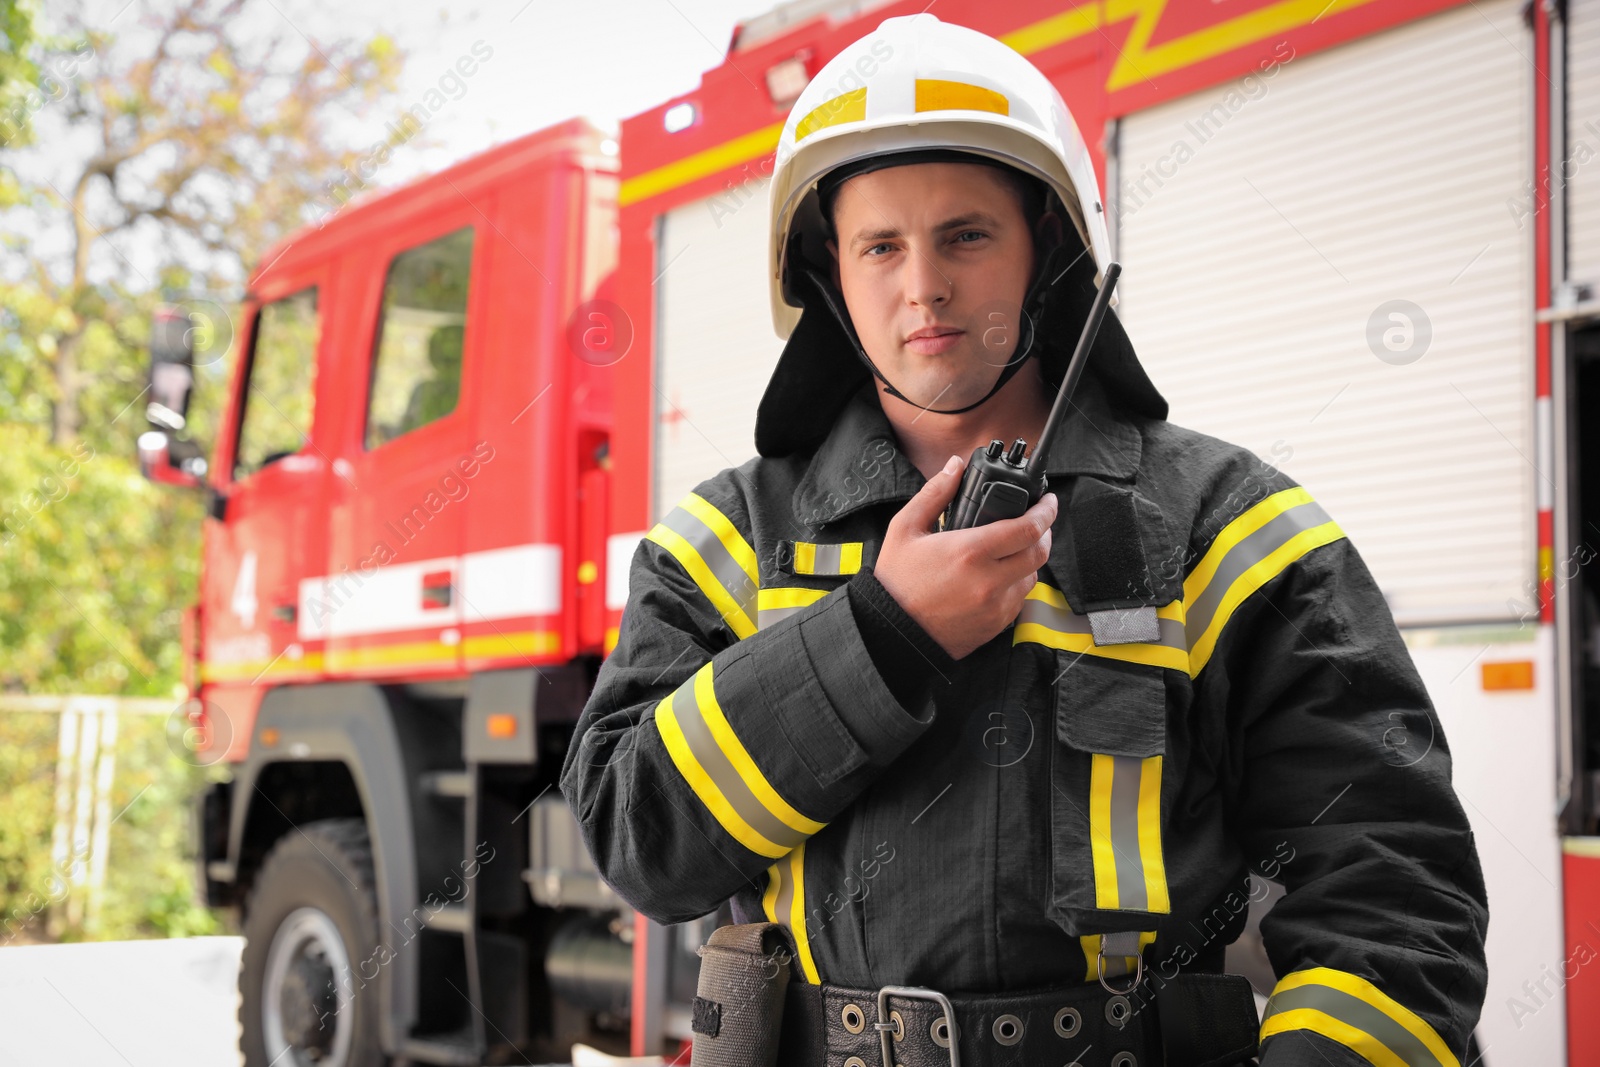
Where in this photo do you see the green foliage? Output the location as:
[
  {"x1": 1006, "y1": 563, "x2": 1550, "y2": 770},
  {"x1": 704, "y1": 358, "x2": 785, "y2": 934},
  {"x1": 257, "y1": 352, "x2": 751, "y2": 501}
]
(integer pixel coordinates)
[
  {"x1": 0, "y1": 711, "x2": 59, "y2": 942},
  {"x1": 0, "y1": 0, "x2": 39, "y2": 153},
  {"x1": 0, "y1": 710, "x2": 226, "y2": 943},
  {"x1": 94, "y1": 715, "x2": 225, "y2": 941},
  {"x1": 0, "y1": 0, "x2": 409, "y2": 942},
  {"x1": 0, "y1": 423, "x2": 203, "y2": 695}
]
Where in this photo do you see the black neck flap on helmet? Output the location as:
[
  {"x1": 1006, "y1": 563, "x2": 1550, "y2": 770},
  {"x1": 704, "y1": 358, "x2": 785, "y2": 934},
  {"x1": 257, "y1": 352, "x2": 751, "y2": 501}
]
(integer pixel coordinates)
[{"x1": 754, "y1": 176, "x2": 1168, "y2": 458}]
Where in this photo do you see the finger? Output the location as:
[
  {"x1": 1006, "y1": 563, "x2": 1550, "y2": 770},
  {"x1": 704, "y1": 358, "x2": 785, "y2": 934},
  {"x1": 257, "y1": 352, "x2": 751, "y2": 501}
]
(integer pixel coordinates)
[
  {"x1": 996, "y1": 525, "x2": 1052, "y2": 576},
  {"x1": 895, "y1": 454, "x2": 967, "y2": 534},
  {"x1": 967, "y1": 492, "x2": 1058, "y2": 559}
]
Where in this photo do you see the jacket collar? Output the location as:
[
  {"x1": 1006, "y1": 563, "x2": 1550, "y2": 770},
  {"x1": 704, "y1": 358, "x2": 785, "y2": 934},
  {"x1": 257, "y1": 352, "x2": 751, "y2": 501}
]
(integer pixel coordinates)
[{"x1": 792, "y1": 369, "x2": 1144, "y2": 528}]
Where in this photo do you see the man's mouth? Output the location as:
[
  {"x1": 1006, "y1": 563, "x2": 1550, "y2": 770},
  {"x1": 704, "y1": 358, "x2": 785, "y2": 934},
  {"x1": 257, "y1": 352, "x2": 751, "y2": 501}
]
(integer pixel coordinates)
[{"x1": 905, "y1": 325, "x2": 964, "y2": 356}]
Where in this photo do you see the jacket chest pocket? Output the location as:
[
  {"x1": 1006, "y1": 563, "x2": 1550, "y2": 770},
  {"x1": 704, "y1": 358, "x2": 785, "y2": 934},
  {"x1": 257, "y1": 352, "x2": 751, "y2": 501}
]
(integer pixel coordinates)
[{"x1": 1048, "y1": 652, "x2": 1174, "y2": 927}]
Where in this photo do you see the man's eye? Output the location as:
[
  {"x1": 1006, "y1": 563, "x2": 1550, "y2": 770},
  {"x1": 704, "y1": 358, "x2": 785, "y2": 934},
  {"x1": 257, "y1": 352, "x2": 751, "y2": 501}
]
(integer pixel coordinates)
[
  {"x1": 955, "y1": 230, "x2": 987, "y2": 244},
  {"x1": 864, "y1": 243, "x2": 894, "y2": 257}
]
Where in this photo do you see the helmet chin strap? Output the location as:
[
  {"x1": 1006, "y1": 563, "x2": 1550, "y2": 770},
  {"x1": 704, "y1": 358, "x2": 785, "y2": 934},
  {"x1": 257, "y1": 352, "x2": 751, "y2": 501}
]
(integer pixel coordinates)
[{"x1": 794, "y1": 241, "x2": 1066, "y2": 417}]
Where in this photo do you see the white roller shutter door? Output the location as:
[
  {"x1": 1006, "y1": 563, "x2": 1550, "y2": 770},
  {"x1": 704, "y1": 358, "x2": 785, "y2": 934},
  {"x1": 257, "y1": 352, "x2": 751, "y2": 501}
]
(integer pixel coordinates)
[
  {"x1": 1570, "y1": 0, "x2": 1600, "y2": 291},
  {"x1": 1115, "y1": 0, "x2": 1533, "y2": 625},
  {"x1": 654, "y1": 182, "x2": 786, "y2": 520}
]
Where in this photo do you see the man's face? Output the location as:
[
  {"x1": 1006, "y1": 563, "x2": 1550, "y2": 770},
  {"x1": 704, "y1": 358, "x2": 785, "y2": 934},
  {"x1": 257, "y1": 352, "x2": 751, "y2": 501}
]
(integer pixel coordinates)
[{"x1": 828, "y1": 162, "x2": 1038, "y2": 411}]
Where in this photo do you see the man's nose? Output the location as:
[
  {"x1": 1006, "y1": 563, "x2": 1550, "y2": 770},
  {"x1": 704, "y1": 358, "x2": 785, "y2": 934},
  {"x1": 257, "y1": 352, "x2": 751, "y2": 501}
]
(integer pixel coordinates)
[{"x1": 904, "y1": 244, "x2": 952, "y2": 309}]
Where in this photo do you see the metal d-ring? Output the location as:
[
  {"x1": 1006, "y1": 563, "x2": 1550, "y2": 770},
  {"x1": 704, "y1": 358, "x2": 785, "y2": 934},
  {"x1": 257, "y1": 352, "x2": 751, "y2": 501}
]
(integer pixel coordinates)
[
  {"x1": 876, "y1": 986, "x2": 959, "y2": 1067},
  {"x1": 1096, "y1": 942, "x2": 1145, "y2": 996}
]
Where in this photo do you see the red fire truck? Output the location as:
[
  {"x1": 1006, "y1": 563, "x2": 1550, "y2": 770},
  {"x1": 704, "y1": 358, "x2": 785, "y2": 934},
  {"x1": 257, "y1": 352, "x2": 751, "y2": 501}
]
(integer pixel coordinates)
[{"x1": 139, "y1": 0, "x2": 1600, "y2": 1063}]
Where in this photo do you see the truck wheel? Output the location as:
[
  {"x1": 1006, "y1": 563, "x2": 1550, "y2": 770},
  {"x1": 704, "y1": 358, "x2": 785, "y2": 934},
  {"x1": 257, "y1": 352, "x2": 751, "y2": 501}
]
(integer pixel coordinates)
[{"x1": 239, "y1": 818, "x2": 386, "y2": 1067}]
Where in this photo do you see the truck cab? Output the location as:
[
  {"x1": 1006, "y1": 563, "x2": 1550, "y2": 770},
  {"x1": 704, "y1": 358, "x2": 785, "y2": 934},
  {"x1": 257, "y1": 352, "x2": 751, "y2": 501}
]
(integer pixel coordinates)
[{"x1": 140, "y1": 119, "x2": 692, "y2": 1064}]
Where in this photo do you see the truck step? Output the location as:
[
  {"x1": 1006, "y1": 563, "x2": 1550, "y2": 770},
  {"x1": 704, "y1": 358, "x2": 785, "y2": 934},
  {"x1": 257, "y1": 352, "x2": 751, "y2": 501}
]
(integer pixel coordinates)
[
  {"x1": 428, "y1": 903, "x2": 471, "y2": 933},
  {"x1": 398, "y1": 1027, "x2": 481, "y2": 1066},
  {"x1": 421, "y1": 770, "x2": 473, "y2": 798}
]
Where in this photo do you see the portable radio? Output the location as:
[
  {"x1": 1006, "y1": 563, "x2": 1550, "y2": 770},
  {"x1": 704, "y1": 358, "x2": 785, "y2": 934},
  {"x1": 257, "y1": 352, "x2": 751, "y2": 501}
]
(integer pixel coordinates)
[{"x1": 943, "y1": 262, "x2": 1121, "y2": 531}]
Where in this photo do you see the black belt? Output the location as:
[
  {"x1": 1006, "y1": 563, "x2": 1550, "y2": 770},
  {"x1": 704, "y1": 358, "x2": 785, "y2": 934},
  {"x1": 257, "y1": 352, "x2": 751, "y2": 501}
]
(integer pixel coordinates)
[{"x1": 774, "y1": 971, "x2": 1259, "y2": 1067}]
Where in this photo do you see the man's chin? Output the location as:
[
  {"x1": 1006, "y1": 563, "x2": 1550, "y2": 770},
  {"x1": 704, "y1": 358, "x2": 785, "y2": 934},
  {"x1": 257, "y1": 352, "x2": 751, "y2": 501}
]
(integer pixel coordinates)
[{"x1": 877, "y1": 373, "x2": 997, "y2": 413}]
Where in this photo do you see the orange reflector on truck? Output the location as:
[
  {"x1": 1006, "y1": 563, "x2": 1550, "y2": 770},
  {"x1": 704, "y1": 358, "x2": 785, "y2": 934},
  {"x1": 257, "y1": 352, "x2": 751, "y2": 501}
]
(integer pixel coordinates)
[
  {"x1": 1481, "y1": 660, "x2": 1534, "y2": 690},
  {"x1": 486, "y1": 713, "x2": 518, "y2": 739}
]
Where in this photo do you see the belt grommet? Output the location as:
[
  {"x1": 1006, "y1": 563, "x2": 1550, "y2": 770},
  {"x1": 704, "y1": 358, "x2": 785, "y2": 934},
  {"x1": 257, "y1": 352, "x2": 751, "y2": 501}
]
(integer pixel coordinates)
[
  {"x1": 1112, "y1": 1053, "x2": 1138, "y2": 1067},
  {"x1": 1054, "y1": 1005, "x2": 1082, "y2": 1038},
  {"x1": 889, "y1": 1009, "x2": 905, "y2": 1042},
  {"x1": 841, "y1": 1003, "x2": 866, "y2": 1034},
  {"x1": 992, "y1": 1012, "x2": 1023, "y2": 1046},
  {"x1": 1105, "y1": 993, "x2": 1132, "y2": 1030},
  {"x1": 930, "y1": 1015, "x2": 957, "y2": 1049},
  {"x1": 843, "y1": 1058, "x2": 868, "y2": 1067}
]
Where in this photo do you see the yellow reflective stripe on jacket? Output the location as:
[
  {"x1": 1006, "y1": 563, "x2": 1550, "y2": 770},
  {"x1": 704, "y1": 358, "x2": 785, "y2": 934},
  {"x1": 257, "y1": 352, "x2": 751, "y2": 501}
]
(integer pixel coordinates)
[
  {"x1": 1079, "y1": 931, "x2": 1157, "y2": 982},
  {"x1": 1184, "y1": 487, "x2": 1344, "y2": 676},
  {"x1": 1088, "y1": 754, "x2": 1170, "y2": 913},
  {"x1": 757, "y1": 587, "x2": 829, "y2": 630},
  {"x1": 1013, "y1": 583, "x2": 1189, "y2": 671},
  {"x1": 1262, "y1": 968, "x2": 1459, "y2": 1067},
  {"x1": 791, "y1": 540, "x2": 864, "y2": 576},
  {"x1": 654, "y1": 662, "x2": 825, "y2": 859},
  {"x1": 646, "y1": 492, "x2": 759, "y2": 638},
  {"x1": 1013, "y1": 486, "x2": 1344, "y2": 679},
  {"x1": 762, "y1": 843, "x2": 822, "y2": 984}
]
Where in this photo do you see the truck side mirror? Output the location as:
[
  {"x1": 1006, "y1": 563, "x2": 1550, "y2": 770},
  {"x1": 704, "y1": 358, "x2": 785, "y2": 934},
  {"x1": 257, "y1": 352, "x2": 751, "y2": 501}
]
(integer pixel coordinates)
[
  {"x1": 148, "y1": 306, "x2": 196, "y2": 432},
  {"x1": 140, "y1": 305, "x2": 210, "y2": 491},
  {"x1": 138, "y1": 430, "x2": 205, "y2": 488}
]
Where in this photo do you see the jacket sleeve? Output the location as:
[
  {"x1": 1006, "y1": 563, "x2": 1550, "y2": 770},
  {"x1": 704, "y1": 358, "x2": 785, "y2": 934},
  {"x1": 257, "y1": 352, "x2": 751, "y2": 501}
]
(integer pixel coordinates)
[
  {"x1": 559, "y1": 480, "x2": 940, "y2": 924},
  {"x1": 1192, "y1": 481, "x2": 1489, "y2": 1067}
]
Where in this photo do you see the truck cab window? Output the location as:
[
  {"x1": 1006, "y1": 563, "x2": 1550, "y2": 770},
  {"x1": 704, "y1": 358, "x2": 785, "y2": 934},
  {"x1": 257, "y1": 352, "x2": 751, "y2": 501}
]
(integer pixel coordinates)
[
  {"x1": 366, "y1": 227, "x2": 474, "y2": 449},
  {"x1": 234, "y1": 287, "x2": 319, "y2": 479}
]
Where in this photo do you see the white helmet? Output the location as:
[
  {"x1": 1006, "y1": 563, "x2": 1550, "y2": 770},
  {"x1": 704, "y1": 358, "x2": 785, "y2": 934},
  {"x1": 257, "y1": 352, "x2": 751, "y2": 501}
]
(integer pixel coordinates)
[{"x1": 767, "y1": 13, "x2": 1113, "y2": 339}]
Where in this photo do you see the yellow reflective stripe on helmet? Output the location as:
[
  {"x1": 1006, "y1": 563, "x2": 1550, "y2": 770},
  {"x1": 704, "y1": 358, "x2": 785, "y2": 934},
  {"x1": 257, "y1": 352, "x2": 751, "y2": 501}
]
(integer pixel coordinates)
[
  {"x1": 1262, "y1": 969, "x2": 1459, "y2": 1067},
  {"x1": 1184, "y1": 488, "x2": 1344, "y2": 677},
  {"x1": 1088, "y1": 754, "x2": 1170, "y2": 913},
  {"x1": 654, "y1": 663, "x2": 825, "y2": 859},
  {"x1": 763, "y1": 844, "x2": 822, "y2": 983},
  {"x1": 646, "y1": 492, "x2": 759, "y2": 638},
  {"x1": 795, "y1": 87, "x2": 867, "y2": 141},
  {"x1": 791, "y1": 540, "x2": 864, "y2": 576},
  {"x1": 914, "y1": 78, "x2": 1009, "y2": 116},
  {"x1": 1079, "y1": 931, "x2": 1157, "y2": 982},
  {"x1": 757, "y1": 586, "x2": 829, "y2": 630},
  {"x1": 1014, "y1": 583, "x2": 1189, "y2": 672}
]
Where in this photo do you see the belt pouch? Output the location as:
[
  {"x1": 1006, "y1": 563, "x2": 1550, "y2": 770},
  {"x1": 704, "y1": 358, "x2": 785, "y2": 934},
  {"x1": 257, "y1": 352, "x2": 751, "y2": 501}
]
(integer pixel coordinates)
[{"x1": 689, "y1": 922, "x2": 793, "y2": 1067}]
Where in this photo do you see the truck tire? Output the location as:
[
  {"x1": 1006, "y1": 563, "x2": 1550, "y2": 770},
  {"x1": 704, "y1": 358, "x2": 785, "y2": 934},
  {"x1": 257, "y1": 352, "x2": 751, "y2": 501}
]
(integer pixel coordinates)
[{"x1": 239, "y1": 817, "x2": 387, "y2": 1067}]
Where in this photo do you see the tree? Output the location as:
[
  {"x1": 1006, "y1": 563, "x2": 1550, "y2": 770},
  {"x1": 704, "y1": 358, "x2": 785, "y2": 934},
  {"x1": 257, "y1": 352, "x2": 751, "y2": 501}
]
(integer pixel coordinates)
[
  {"x1": 0, "y1": 0, "x2": 409, "y2": 940},
  {"x1": 0, "y1": 0, "x2": 39, "y2": 158}
]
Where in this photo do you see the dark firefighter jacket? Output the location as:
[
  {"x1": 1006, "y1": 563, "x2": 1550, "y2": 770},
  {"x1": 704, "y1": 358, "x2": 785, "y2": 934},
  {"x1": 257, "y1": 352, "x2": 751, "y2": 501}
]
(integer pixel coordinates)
[{"x1": 560, "y1": 359, "x2": 1489, "y2": 1067}]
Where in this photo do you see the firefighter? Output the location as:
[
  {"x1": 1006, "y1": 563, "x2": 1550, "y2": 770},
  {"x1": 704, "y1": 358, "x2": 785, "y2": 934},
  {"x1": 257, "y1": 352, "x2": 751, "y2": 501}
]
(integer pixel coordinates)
[{"x1": 561, "y1": 14, "x2": 1488, "y2": 1067}]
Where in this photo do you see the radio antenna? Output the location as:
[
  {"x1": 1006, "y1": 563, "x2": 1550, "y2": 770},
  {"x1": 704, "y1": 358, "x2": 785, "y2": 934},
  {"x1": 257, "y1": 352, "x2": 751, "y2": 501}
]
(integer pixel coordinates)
[{"x1": 1025, "y1": 261, "x2": 1121, "y2": 478}]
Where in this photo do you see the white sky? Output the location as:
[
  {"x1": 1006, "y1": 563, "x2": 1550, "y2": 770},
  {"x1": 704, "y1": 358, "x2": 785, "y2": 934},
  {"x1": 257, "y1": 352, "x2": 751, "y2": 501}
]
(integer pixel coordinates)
[
  {"x1": 22, "y1": 0, "x2": 787, "y2": 280},
  {"x1": 238, "y1": 0, "x2": 785, "y2": 183}
]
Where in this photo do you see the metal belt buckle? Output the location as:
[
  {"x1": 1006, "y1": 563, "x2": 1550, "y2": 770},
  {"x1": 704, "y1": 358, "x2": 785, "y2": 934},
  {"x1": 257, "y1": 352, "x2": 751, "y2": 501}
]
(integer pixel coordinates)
[{"x1": 875, "y1": 985, "x2": 960, "y2": 1067}]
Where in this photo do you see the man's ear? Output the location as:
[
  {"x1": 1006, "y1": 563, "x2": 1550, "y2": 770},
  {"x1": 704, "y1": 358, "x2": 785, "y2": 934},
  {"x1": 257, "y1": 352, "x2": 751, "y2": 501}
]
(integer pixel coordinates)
[{"x1": 1034, "y1": 210, "x2": 1065, "y2": 255}]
